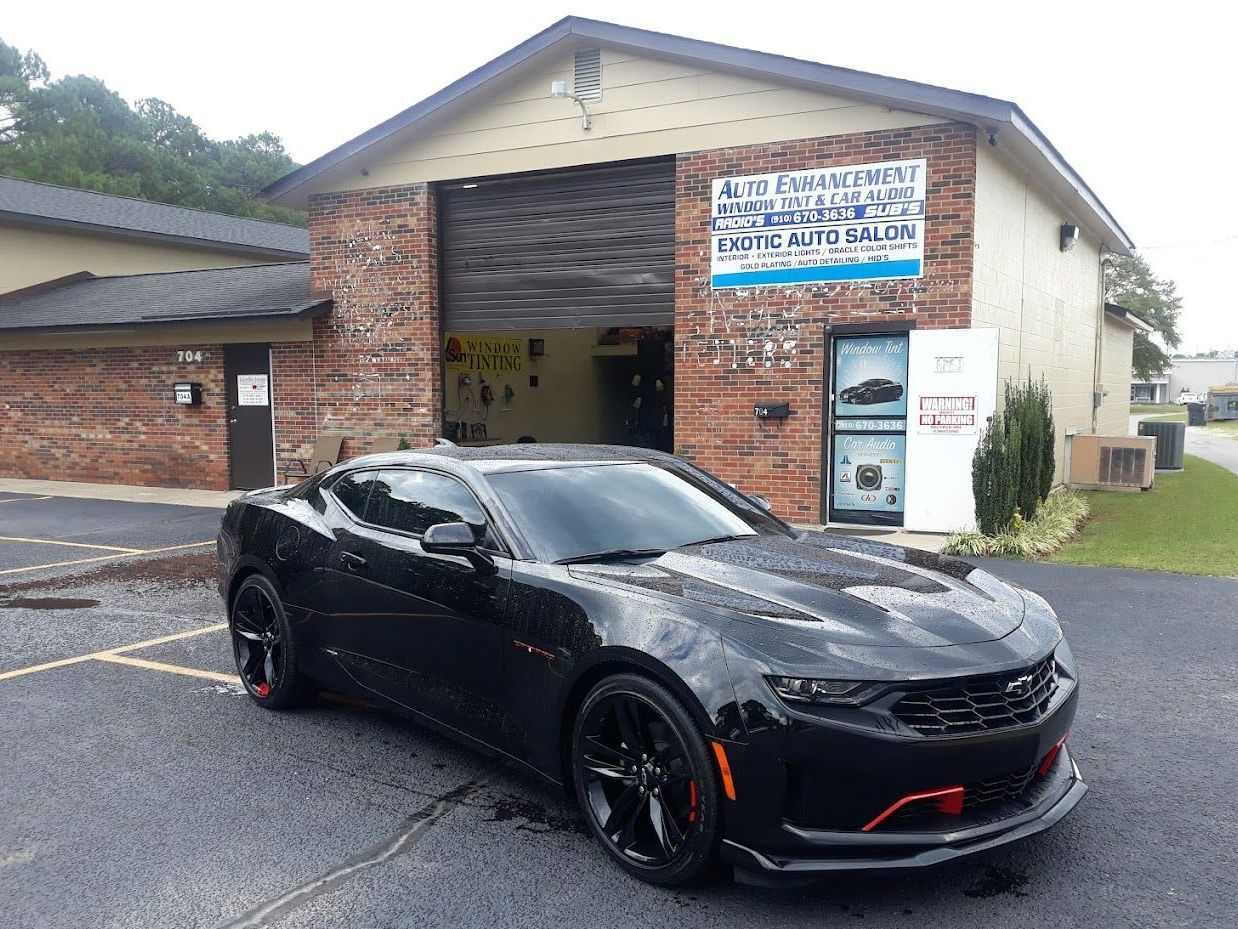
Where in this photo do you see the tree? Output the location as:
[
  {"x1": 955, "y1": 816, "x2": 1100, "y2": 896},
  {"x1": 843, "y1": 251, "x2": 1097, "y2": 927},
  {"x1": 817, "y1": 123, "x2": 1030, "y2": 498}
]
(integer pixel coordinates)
[
  {"x1": 0, "y1": 37, "x2": 304, "y2": 225},
  {"x1": 1105, "y1": 253, "x2": 1183, "y2": 381}
]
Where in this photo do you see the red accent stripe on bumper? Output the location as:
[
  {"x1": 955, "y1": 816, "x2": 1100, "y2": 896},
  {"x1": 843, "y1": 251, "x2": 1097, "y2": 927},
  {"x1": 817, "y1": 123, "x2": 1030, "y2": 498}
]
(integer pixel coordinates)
[{"x1": 862, "y1": 785, "x2": 965, "y2": 832}]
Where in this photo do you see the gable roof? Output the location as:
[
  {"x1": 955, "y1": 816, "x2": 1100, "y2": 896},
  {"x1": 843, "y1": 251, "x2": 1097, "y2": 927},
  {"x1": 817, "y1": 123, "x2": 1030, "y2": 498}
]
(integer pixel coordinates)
[
  {"x1": 0, "y1": 175, "x2": 309, "y2": 258},
  {"x1": 0, "y1": 262, "x2": 329, "y2": 332},
  {"x1": 261, "y1": 16, "x2": 1133, "y2": 254}
]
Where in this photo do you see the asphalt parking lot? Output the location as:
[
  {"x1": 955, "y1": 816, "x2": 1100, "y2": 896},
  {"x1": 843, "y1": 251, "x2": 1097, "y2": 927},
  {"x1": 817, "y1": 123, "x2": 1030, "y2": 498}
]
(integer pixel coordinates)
[{"x1": 1, "y1": 496, "x2": 1235, "y2": 928}]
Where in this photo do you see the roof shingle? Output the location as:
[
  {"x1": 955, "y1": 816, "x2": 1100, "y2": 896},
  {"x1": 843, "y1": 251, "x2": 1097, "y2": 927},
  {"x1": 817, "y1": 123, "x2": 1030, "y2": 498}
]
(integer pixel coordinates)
[
  {"x1": 0, "y1": 262, "x2": 329, "y2": 330},
  {"x1": 0, "y1": 175, "x2": 309, "y2": 257}
]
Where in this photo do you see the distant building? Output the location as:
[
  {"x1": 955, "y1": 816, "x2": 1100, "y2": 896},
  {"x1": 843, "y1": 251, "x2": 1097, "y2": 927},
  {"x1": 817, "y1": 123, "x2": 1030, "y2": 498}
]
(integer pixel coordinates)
[{"x1": 1133, "y1": 355, "x2": 1238, "y2": 403}]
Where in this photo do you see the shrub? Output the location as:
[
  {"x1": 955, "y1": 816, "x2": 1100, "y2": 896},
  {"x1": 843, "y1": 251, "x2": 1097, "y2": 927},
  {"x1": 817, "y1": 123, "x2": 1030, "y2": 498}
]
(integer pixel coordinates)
[
  {"x1": 972, "y1": 413, "x2": 1014, "y2": 536},
  {"x1": 1004, "y1": 374, "x2": 1055, "y2": 521},
  {"x1": 943, "y1": 490, "x2": 1089, "y2": 559}
]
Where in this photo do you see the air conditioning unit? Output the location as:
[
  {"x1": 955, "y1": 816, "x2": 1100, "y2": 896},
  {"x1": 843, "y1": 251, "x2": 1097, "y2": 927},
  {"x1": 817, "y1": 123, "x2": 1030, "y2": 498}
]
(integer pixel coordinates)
[{"x1": 1068, "y1": 434, "x2": 1155, "y2": 490}]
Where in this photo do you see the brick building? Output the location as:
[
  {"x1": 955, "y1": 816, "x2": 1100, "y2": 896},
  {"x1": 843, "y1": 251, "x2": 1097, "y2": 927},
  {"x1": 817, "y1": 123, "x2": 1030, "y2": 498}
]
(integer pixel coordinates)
[{"x1": 1, "y1": 17, "x2": 1140, "y2": 530}]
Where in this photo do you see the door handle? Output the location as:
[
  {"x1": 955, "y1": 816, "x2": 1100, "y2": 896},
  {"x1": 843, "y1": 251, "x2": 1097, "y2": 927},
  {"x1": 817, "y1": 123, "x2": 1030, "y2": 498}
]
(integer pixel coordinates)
[{"x1": 339, "y1": 551, "x2": 367, "y2": 571}]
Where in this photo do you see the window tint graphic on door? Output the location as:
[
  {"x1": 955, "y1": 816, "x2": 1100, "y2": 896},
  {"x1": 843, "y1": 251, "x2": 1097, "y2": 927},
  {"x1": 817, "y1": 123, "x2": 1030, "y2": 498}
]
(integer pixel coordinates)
[{"x1": 830, "y1": 334, "x2": 909, "y2": 526}]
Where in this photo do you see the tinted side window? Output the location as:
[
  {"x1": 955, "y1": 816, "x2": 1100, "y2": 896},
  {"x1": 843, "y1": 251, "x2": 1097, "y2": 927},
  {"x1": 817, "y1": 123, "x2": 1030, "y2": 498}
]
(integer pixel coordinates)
[
  {"x1": 365, "y1": 470, "x2": 486, "y2": 536},
  {"x1": 331, "y1": 470, "x2": 381, "y2": 518}
]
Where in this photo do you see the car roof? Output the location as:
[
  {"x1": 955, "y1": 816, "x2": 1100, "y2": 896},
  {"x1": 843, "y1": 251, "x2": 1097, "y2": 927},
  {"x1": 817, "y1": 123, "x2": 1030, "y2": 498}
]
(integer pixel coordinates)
[{"x1": 340, "y1": 443, "x2": 675, "y2": 476}]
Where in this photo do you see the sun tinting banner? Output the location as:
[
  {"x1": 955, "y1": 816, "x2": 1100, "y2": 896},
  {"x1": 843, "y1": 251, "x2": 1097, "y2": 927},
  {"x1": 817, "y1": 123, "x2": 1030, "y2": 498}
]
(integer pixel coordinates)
[{"x1": 710, "y1": 158, "x2": 926, "y2": 289}]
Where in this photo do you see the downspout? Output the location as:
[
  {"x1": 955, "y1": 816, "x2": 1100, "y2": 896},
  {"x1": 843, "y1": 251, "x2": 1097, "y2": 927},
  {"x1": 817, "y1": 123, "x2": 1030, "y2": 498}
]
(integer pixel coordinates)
[{"x1": 1094, "y1": 251, "x2": 1114, "y2": 434}]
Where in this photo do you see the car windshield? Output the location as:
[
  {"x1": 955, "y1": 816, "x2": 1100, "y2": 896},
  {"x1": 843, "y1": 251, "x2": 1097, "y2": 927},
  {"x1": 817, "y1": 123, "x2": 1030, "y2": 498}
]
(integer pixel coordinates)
[{"x1": 487, "y1": 462, "x2": 791, "y2": 563}]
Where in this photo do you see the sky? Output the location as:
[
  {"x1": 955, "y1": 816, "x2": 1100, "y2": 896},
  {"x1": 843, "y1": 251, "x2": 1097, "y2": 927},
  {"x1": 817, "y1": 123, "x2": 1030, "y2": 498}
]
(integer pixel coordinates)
[{"x1": 3, "y1": 1, "x2": 1234, "y2": 351}]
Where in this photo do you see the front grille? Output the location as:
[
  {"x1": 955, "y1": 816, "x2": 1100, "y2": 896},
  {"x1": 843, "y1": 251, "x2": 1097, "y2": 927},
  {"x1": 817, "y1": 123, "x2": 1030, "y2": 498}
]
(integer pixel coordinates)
[
  {"x1": 892, "y1": 656, "x2": 1058, "y2": 736},
  {"x1": 877, "y1": 763, "x2": 1042, "y2": 830},
  {"x1": 963, "y1": 764, "x2": 1038, "y2": 809}
]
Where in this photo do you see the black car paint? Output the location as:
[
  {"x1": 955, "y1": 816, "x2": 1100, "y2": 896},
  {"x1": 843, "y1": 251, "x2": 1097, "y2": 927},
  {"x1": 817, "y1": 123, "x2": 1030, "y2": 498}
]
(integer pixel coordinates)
[
  {"x1": 839, "y1": 378, "x2": 905, "y2": 405},
  {"x1": 217, "y1": 444, "x2": 1081, "y2": 876}
]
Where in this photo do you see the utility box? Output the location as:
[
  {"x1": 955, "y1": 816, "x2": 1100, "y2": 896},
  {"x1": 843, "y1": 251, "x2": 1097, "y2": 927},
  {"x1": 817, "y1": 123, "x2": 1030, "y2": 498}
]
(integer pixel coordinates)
[
  {"x1": 1068, "y1": 434, "x2": 1156, "y2": 491},
  {"x1": 1137, "y1": 420, "x2": 1186, "y2": 470}
]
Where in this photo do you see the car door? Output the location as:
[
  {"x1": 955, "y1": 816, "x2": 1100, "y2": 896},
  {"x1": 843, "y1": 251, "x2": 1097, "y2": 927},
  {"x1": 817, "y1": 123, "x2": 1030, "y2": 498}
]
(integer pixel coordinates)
[{"x1": 324, "y1": 467, "x2": 510, "y2": 745}]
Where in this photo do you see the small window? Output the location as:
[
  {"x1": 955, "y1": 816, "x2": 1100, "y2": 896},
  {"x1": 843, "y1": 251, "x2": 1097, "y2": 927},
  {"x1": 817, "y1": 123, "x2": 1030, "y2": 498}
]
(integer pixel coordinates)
[
  {"x1": 365, "y1": 470, "x2": 486, "y2": 536},
  {"x1": 331, "y1": 469, "x2": 382, "y2": 518}
]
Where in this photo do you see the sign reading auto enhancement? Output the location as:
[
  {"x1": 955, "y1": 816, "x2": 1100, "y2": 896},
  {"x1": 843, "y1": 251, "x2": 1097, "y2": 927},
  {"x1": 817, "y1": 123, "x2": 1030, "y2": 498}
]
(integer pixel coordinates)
[
  {"x1": 918, "y1": 395, "x2": 977, "y2": 434},
  {"x1": 710, "y1": 158, "x2": 926, "y2": 289},
  {"x1": 444, "y1": 334, "x2": 524, "y2": 373}
]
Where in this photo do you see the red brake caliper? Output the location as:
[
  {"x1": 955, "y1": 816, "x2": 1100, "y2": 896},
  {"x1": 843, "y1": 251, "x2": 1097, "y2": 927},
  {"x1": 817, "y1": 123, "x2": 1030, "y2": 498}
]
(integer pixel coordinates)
[
  {"x1": 688, "y1": 779, "x2": 698, "y2": 823},
  {"x1": 255, "y1": 682, "x2": 270, "y2": 698}
]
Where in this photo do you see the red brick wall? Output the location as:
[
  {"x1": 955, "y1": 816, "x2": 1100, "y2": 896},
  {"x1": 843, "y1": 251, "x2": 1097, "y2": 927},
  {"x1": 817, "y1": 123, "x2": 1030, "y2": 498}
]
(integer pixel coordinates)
[
  {"x1": 674, "y1": 124, "x2": 977, "y2": 523},
  {"x1": 273, "y1": 183, "x2": 441, "y2": 468},
  {"x1": 0, "y1": 345, "x2": 230, "y2": 489}
]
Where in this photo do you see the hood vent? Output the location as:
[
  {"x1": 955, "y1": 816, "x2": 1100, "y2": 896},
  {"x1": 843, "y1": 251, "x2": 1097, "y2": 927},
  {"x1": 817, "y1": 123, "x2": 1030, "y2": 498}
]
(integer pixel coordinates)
[{"x1": 573, "y1": 49, "x2": 602, "y2": 100}]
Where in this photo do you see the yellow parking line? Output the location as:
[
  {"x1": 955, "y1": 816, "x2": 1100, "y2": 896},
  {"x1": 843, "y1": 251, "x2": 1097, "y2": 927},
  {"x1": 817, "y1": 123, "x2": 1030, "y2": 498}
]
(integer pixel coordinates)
[
  {"x1": 0, "y1": 495, "x2": 53, "y2": 505},
  {"x1": 0, "y1": 540, "x2": 214, "y2": 577},
  {"x1": 95, "y1": 653, "x2": 236, "y2": 683},
  {"x1": 0, "y1": 535, "x2": 143, "y2": 553},
  {"x1": 0, "y1": 622, "x2": 227, "y2": 682}
]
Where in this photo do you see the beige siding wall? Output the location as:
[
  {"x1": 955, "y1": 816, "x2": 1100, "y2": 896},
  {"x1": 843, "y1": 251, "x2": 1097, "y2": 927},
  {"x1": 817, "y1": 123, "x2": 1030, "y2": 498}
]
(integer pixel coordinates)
[
  {"x1": 971, "y1": 143, "x2": 1103, "y2": 482},
  {"x1": 299, "y1": 48, "x2": 943, "y2": 195},
  {"x1": 1098, "y1": 318, "x2": 1135, "y2": 436},
  {"x1": 0, "y1": 224, "x2": 275, "y2": 295}
]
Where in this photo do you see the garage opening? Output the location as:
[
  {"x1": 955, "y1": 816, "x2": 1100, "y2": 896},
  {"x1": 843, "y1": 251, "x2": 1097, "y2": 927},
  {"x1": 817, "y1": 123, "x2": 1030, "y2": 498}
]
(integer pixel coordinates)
[{"x1": 439, "y1": 160, "x2": 675, "y2": 451}]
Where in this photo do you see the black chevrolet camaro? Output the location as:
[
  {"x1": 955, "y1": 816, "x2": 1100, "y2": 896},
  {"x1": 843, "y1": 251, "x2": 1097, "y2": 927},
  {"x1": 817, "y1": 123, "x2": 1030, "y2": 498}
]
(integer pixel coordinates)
[
  {"x1": 216, "y1": 444, "x2": 1084, "y2": 886},
  {"x1": 839, "y1": 378, "x2": 905, "y2": 405}
]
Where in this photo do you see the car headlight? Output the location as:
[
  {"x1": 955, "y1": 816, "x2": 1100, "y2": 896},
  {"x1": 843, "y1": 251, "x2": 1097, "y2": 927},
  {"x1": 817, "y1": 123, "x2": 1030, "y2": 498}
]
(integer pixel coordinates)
[{"x1": 766, "y1": 676, "x2": 878, "y2": 706}]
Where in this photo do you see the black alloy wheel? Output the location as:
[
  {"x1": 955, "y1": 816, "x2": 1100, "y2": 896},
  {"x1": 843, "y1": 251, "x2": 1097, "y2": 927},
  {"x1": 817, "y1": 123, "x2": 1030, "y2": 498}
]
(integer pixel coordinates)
[
  {"x1": 229, "y1": 575, "x2": 310, "y2": 709},
  {"x1": 572, "y1": 675, "x2": 720, "y2": 885}
]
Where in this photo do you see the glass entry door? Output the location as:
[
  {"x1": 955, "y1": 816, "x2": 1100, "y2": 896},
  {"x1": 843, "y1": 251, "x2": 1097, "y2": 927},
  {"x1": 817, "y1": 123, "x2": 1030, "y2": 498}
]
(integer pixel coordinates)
[{"x1": 828, "y1": 334, "x2": 909, "y2": 526}]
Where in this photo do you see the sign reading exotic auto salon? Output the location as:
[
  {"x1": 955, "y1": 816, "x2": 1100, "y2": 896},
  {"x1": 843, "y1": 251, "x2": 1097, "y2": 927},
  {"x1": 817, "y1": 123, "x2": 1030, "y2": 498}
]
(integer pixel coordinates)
[{"x1": 709, "y1": 158, "x2": 926, "y2": 289}]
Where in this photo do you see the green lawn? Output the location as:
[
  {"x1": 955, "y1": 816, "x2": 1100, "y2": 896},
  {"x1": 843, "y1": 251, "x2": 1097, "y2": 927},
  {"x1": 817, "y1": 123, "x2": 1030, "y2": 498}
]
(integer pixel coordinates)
[
  {"x1": 1052, "y1": 455, "x2": 1238, "y2": 576},
  {"x1": 1140, "y1": 411, "x2": 1187, "y2": 423},
  {"x1": 1203, "y1": 419, "x2": 1238, "y2": 438},
  {"x1": 1130, "y1": 403, "x2": 1183, "y2": 416}
]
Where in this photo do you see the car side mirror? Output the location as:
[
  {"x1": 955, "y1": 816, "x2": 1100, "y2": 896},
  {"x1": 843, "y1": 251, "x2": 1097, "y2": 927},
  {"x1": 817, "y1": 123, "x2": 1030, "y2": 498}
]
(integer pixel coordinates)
[
  {"x1": 421, "y1": 521, "x2": 495, "y2": 572},
  {"x1": 749, "y1": 493, "x2": 773, "y2": 511}
]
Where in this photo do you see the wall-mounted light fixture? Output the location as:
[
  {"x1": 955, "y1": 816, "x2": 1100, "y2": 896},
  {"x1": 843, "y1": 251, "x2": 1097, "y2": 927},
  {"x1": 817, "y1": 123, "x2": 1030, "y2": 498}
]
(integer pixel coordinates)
[
  {"x1": 1060, "y1": 223, "x2": 1080, "y2": 253},
  {"x1": 549, "y1": 80, "x2": 592, "y2": 132}
]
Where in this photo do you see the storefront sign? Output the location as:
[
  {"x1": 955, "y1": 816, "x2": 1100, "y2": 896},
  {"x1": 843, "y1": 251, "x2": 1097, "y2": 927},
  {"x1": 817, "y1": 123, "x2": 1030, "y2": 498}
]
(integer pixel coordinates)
[
  {"x1": 237, "y1": 374, "x2": 269, "y2": 406},
  {"x1": 710, "y1": 158, "x2": 926, "y2": 288},
  {"x1": 444, "y1": 334, "x2": 524, "y2": 373},
  {"x1": 835, "y1": 418, "x2": 906, "y2": 432},
  {"x1": 833, "y1": 434, "x2": 906, "y2": 515},
  {"x1": 917, "y1": 395, "x2": 977, "y2": 434}
]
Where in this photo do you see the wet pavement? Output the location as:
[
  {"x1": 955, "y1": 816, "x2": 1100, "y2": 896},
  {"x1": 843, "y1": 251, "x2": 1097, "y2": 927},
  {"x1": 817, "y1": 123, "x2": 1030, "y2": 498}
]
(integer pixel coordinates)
[{"x1": 0, "y1": 517, "x2": 1234, "y2": 927}]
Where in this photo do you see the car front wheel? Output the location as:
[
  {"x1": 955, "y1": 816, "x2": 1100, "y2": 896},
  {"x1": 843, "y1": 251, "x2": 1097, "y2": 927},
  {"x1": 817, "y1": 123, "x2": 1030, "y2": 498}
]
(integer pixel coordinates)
[
  {"x1": 229, "y1": 574, "x2": 313, "y2": 709},
  {"x1": 571, "y1": 674, "x2": 722, "y2": 886}
]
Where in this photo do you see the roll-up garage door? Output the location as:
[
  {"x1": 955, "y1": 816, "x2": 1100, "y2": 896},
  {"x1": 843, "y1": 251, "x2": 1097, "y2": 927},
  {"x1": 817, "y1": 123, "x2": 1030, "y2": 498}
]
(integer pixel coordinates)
[{"x1": 440, "y1": 160, "x2": 675, "y2": 330}]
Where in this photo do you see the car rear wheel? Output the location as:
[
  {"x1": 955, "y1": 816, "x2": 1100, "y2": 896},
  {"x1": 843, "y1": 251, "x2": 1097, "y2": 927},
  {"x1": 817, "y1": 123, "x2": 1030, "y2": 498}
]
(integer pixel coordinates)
[
  {"x1": 229, "y1": 575, "x2": 313, "y2": 709},
  {"x1": 571, "y1": 674, "x2": 721, "y2": 886}
]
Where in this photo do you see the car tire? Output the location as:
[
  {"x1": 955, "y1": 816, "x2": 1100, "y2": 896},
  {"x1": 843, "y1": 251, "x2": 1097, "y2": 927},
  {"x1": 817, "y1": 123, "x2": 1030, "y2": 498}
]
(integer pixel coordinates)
[
  {"x1": 571, "y1": 673, "x2": 723, "y2": 886},
  {"x1": 229, "y1": 574, "x2": 315, "y2": 710}
]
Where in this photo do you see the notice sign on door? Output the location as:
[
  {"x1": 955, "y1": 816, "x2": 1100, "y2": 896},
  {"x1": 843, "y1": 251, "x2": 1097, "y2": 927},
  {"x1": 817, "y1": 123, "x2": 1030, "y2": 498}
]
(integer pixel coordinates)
[
  {"x1": 918, "y1": 396, "x2": 977, "y2": 434},
  {"x1": 237, "y1": 374, "x2": 270, "y2": 406},
  {"x1": 710, "y1": 158, "x2": 926, "y2": 289}
]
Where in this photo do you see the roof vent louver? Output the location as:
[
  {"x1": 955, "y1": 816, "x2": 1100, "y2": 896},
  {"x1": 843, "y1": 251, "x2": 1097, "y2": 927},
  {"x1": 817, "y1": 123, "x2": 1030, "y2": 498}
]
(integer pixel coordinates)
[{"x1": 573, "y1": 49, "x2": 602, "y2": 101}]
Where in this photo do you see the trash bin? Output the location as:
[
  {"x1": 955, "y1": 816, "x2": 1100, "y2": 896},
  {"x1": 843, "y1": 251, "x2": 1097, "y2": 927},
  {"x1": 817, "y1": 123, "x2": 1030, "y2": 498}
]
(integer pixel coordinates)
[
  {"x1": 1187, "y1": 402, "x2": 1207, "y2": 426},
  {"x1": 1138, "y1": 420, "x2": 1185, "y2": 470}
]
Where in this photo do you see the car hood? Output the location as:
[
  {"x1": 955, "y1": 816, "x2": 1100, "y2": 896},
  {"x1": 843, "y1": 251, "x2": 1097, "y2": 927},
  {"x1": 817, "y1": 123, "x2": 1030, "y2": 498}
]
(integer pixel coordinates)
[{"x1": 567, "y1": 532, "x2": 1025, "y2": 648}]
